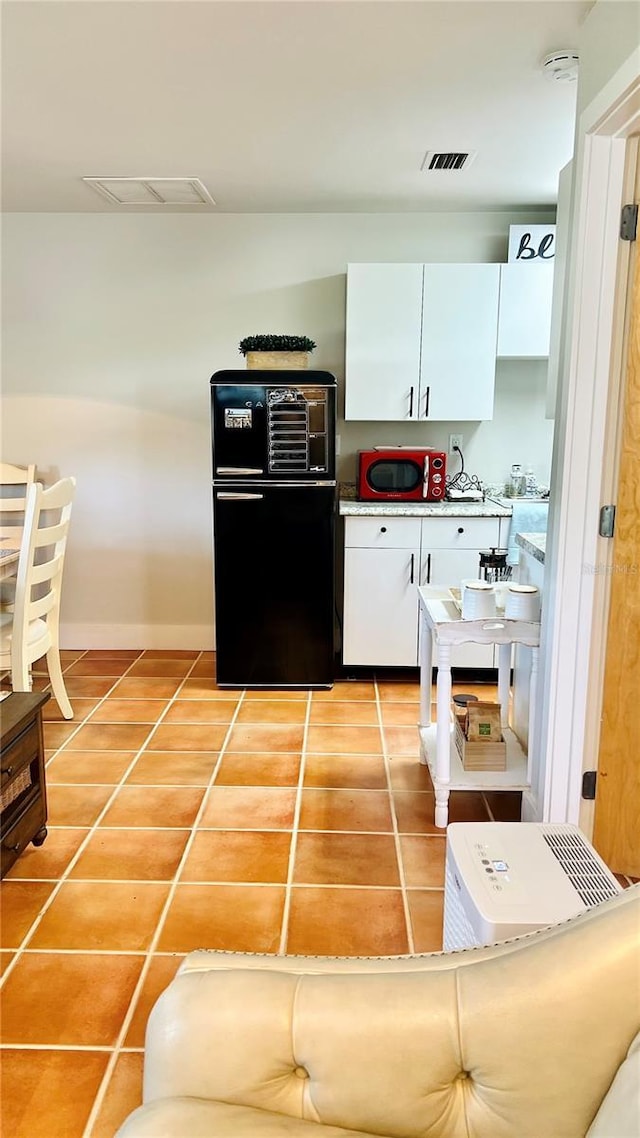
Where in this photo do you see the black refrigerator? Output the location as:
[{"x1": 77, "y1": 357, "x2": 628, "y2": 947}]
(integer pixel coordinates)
[{"x1": 210, "y1": 370, "x2": 337, "y2": 689}]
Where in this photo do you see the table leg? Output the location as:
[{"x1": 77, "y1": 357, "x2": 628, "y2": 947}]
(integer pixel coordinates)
[
  {"x1": 418, "y1": 614, "x2": 433, "y2": 767},
  {"x1": 419, "y1": 614, "x2": 432, "y2": 727},
  {"x1": 498, "y1": 643, "x2": 511, "y2": 730},
  {"x1": 527, "y1": 646, "x2": 539, "y2": 784},
  {"x1": 434, "y1": 642, "x2": 452, "y2": 828}
]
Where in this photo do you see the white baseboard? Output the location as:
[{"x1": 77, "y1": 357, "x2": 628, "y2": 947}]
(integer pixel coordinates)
[
  {"x1": 521, "y1": 789, "x2": 541, "y2": 823},
  {"x1": 60, "y1": 623, "x2": 215, "y2": 650}
]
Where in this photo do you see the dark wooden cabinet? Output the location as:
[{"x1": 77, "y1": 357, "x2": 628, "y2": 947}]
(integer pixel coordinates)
[{"x1": 1, "y1": 691, "x2": 50, "y2": 878}]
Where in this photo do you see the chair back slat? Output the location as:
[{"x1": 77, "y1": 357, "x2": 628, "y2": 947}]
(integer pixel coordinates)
[
  {"x1": 8, "y1": 477, "x2": 76, "y2": 666},
  {"x1": 33, "y1": 520, "x2": 68, "y2": 548},
  {"x1": 0, "y1": 464, "x2": 37, "y2": 545},
  {"x1": 0, "y1": 463, "x2": 36, "y2": 487},
  {"x1": 30, "y1": 593, "x2": 56, "y2": 621},
  {"x1": 31, "y1": 553, "x2": 64, "y2": 587}
]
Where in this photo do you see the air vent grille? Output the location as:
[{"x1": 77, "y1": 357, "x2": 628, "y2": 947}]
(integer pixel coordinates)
[
  {"x1": 421, "y1": 150, "x2": 477, "y2": 172},
  {"x1": 82, "y1": 177, "x2": 215, "y2": 206},
  {"x1": 542, "y1": 827, "x2": 620, "y2": 907}
]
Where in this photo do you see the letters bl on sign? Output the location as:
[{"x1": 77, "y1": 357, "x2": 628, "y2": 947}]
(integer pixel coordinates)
[{"x1": 508, "y1": 224, "x2": 556, "y2": 263}]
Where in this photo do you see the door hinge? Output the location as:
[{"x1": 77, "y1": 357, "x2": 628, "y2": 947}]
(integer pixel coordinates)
[
  {"x1": 620, "y1": 203, "x2": 638, "y2": 242},
  {"x1": 582, "y1": 770, "x2": 597, "y2": 800},
  {"x1": 599, "y1": 504, "x2": 616, "y2": 538}
]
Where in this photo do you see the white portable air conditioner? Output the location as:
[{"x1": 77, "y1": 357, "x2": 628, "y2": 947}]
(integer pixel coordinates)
[{"x1": 443, "y1": 822, "x2": 621, "y2": 951}]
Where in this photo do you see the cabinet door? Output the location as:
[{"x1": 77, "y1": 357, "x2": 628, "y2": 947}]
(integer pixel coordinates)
[
  {"x1": 497, "y1": 262, "x2": 554, "y2": 358},
  {"x1": 421, "y1": 546, "x2": 495, "y2": 670},
  {"x1": 419, "y1": 264, "x2": 500, "y2": 421},
  {"x1": 343, "y1": 546, "x2": 419, "y2": 666},
  {"x1": 345, "y1": 263, "x2": 423, "y2": 421}
]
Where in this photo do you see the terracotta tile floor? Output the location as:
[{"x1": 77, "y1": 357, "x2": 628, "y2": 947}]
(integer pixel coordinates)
[{"x1": 0, "y1": 649, "x2": 632, "y2": 1137}]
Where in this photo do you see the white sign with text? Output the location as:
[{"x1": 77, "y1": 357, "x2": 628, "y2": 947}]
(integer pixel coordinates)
[{"x1": 508, "y1": 224, "x2": 556, "y2": 263}]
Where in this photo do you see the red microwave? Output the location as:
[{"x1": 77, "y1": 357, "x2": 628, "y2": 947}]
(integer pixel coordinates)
[{"x1": 357, "y1": 447, "x2": 447, "y2": 502}]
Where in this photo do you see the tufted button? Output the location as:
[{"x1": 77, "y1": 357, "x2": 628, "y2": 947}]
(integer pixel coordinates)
[{"x1": 293, "y1": 1066, "x2": 309, "y2": 1080}]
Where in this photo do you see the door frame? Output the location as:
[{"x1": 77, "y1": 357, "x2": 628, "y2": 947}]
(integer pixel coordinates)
[{"x1": 532, "y1": 47, "x2": 640, "y2": 826}]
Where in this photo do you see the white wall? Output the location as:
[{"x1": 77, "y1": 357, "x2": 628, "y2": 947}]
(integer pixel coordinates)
[
  {"x1": 576, "y1": 0, "x2": 640, "y2": 112},
  {"x1": 2, "y1": 210, "x2": 553, "y2": 648}
]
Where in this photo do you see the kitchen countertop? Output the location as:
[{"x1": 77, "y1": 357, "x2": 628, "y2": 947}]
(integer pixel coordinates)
[
  {"x1": 338, "y1": 482, "x2": 512, "y2": 517},
  {"x1": 339, "y1": 497, "x2": 512, "y2": 518},
  {"x1": 515, "y1": 532, "x2": 546, "y2": 564}
]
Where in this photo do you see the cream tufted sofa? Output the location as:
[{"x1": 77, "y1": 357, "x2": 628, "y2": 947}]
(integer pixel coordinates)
[{"x1": 117, "y1": 886, "x2": 640, "y2": 1138}]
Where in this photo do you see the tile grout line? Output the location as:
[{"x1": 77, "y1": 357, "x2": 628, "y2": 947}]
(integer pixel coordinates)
[
  {"x1": 375, "y1": 679, "x2": 416, "y2": 954},
  {"x1": 41, "y1": 649, "x2": 143, "y2": 765},
  {"x1": 0, "y1": 653, "x2": 209, "y2": 985},
  {"x1": 482, "y1": 792, "x2": 496, "y2": 822},
  {"x1": 0, "y1": 652, "x2": 155, "y2": 988},
  {"x1": 80, "y1": 672, "x2": 247, "y2": 1138},
  {"x1": 3, "y1": 882, "x2": 444, "y2": 898},
  {"x1": 277, "y1": 690, "x2": 312, "y2": 954}
]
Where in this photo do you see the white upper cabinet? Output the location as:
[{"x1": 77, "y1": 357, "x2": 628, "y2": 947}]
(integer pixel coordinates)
[
  {"x1": 497, "y1": 261, "x2": 555, "y2": 358},
  {"x1": 420, "y1": 264, "x2": 500, "y2": 421},
  {"x1": 345, "y1": 263, "x2": 423, "y2": 421},
  {"x1": 345, "y1": 262, "x2": 499, "y2": 422}
]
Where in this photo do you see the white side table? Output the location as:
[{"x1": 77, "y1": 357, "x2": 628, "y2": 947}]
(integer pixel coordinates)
[{"x1": 417, "y1": 586, "x2": 540, "y2": 828}]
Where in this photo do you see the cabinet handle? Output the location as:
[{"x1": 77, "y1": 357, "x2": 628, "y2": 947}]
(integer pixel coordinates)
[
  {"x1": 457, "y1": 526, "x2": 464, "y2": 534},
  {"x1": 408, "y1": 387, "x2": 414, "y2": 418},
  {"x1": 410, "y1": 554, "x2": 415, "y2": 584},
  {"x1": 1, "y1": 765, "x2": 13, "y2": 777},
  {"x1": 380, "y1": 526, "x2": 387, "y2": 533},
  {"x1": 424, "y1": 387, "x2": 430, "y2": 417},
  {"x1": 4, "y1": 842, "x2": 20, "y2": 853},
  {"x1": 427, "y1": 553, "x2": 432, "y2": 583}
]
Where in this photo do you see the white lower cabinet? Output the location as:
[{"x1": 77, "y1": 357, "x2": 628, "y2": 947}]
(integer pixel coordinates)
[
  {"x1": 342, "y1": 515, "x2": 504, "y2": 669},
  {"x1": 343, "y1": 546, "x2": 420, "y2": 666}
]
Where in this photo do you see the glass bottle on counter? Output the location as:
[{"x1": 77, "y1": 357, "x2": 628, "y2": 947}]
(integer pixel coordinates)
[
  {"x1": 510, "y1": 464, "x2": 526, "y2": 497},
  {"x1": 524, "y1": 467, "x2": 538, "y2": 497}
]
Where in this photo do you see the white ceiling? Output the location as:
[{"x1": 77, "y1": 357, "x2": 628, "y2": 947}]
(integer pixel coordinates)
[{"x1": 1, "y1": 0, "x2": 590, "y2": 213}]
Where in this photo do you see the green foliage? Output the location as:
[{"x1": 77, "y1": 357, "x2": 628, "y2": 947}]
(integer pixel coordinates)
[{"x1": 238, "y1": 334, "x2": 317, "y2": 355}]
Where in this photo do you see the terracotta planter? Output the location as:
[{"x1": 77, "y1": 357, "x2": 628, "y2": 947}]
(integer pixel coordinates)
[{"x1": 245, "y1": 351, "x2": 309, "y2": 370}]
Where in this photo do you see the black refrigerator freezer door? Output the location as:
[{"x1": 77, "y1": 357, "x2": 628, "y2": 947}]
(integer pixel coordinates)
[
  {"x1": 213, "y1": 485, "x2": 335, "y2": 688},
  {"x1": 211, "y1": 373, "x2": 336, "y2": 482}
]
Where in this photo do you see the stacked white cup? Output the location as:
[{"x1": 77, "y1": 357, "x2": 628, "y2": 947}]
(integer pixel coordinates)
[
  {"x1": 504, "y1": 584, "x2": 540, "y2": 621},
  {"x1": 462, "y1": 581, "x2": 496, "y2": 620}
]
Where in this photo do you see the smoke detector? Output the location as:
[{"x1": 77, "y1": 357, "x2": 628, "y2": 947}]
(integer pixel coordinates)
[{"x1": 541, "y1": 51, "x2": 579, "y2": 83}]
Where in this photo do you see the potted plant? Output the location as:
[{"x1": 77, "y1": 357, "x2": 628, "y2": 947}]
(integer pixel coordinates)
[{"x1": 238, "y1": 334, "x2": 317, "y2": 370}]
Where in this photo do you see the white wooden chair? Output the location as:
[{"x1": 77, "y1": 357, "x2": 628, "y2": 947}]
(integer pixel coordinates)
[
  {"x1": 0, "y1": 478, "x2": 76, "y2": 718},
  {"x1": 0, "y1": 463, "x2": 36, "y2": 605}
]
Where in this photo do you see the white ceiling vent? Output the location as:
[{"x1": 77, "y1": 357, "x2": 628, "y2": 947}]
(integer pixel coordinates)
[
  {"x1": 82, "y1": 177, "x2": 216, "y2": 205},
  {"x1": 421, "y1": 151, "x2": 477, "y2": 172}
]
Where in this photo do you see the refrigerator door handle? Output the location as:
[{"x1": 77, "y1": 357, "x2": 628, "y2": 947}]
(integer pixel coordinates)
[
  {"x1": 217, "y1": 492, "x2": 264, "y2": 500},
  {"x1": 216, "y1": 466, "x2": 264, "y2": 475}
]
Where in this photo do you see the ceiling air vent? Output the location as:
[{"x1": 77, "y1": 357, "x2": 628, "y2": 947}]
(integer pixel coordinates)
[
  {"x1": 82, "y1": 177, "x2": 216, "y2": 205},
  {"x1": 421, "y1": 151, "x2": 477, "y2": 172}
]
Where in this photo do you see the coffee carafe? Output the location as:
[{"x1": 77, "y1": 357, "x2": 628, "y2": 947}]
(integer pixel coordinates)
[{"x1": 478, "y1": 548, "x2": 510, "y2": 583}]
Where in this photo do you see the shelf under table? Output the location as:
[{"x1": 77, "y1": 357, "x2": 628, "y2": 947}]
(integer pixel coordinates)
[{"x1": 419, "y1": 723, "x2": 530, "y2": 792}]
